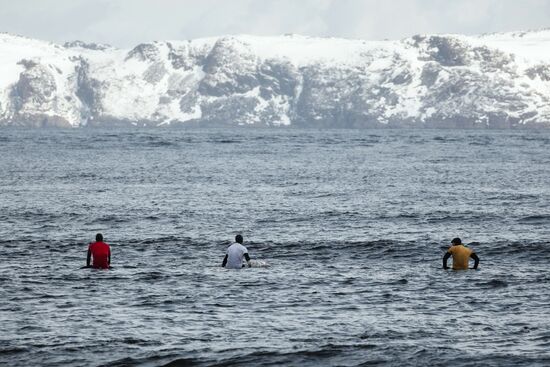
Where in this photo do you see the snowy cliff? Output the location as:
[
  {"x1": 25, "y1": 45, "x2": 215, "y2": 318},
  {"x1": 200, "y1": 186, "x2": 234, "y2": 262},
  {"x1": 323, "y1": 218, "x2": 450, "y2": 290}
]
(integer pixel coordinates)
[{"x1": 1, "y1": 30, "x2": 550, "y2": 128}]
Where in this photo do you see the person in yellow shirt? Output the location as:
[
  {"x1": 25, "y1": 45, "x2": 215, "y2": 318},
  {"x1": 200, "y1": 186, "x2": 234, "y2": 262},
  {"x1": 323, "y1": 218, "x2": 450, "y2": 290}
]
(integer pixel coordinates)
[{"x1": 443, "y1": 237, "x2": 479, "y2": 270}]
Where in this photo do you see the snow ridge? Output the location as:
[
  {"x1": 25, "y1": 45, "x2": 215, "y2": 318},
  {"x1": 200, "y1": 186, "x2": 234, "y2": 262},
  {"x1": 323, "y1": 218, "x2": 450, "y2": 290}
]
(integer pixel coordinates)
[{"x1": 0, "y1": 31, "x2": 550, "y2": 127}]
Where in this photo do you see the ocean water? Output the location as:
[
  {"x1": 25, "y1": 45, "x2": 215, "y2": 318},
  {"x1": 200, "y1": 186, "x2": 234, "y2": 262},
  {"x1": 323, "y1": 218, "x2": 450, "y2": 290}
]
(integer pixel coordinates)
[{"x1": 1, "y1": 128, "x2": 550, "y2": 366}]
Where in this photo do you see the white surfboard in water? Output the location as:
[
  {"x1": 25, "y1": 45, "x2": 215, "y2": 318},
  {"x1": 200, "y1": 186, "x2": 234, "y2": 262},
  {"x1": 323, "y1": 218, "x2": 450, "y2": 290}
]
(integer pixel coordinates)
[{"x1": 248, "y1": 260, "x2": 270, "y2": 268}]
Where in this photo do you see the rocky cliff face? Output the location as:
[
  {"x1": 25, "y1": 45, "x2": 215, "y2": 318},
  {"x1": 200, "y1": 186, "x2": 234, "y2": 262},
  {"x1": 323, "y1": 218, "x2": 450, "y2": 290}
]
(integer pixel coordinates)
[{"x1": 1, "y1": 31, "x2": 549, "y2": 128}]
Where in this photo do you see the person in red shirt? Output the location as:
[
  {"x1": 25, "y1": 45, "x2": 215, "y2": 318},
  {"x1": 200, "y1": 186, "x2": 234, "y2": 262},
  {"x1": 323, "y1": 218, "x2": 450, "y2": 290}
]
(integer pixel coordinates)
[{"x1": 87, "y1": 233, "x2": 111, "y2": 269}]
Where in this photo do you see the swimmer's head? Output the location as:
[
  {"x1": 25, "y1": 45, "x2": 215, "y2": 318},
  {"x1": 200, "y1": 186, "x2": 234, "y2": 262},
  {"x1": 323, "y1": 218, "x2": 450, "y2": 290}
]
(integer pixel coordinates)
[
  {"x1": 96, "y1": 233, "x2": 103, "y2": 242},
  {"x1": 235, "y1": 234, "x2": 243, "y2": 244},
  {"x1": 451, "y1": 237, "x2": 461, "y2": 245}
]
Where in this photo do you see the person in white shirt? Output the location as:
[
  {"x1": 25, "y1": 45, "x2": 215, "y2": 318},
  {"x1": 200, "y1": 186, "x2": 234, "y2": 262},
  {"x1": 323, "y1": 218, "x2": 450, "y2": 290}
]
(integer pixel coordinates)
[{"x1": 222, "y1": 234, "x2": 251, "y2": 269}]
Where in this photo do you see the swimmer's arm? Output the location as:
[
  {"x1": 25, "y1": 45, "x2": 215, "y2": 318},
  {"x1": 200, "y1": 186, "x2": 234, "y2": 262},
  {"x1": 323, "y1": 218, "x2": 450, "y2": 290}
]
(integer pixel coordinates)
[
  {"x1": 108, "y1": 248, "x2": 111, "y2": 265},
  {"x1": 443, "y1": 252, "x2": 451, "y2": 269},
  {"x1": 221, "y1": 254, "x2": 228, "y2": 267},
  {"x1": 470, "y1": 253, "x2": 479, "y2": 269},
  {"x1": 86, "y1": 248, "x2": 92, "y2": 267},
  {"x1": 244, "y1": 253, "x2": 251, "y2": 267}
]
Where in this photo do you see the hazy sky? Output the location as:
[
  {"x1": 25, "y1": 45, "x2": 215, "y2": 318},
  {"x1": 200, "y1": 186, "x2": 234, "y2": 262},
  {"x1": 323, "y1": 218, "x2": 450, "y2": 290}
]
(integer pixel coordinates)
[{"x1": 1, "y1": 0, "x2": 550, "y2": 47}]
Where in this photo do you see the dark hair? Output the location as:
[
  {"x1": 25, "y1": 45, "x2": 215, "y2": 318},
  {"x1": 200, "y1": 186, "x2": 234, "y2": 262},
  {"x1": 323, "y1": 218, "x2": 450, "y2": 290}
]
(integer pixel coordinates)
[
  {"x1": 451, "y1": 237, "x2": 461, "y2": 245},
  {"x1": 96, "y1": 233, "x2": 103, "y2": 242},
  {"x1": 235, "y1": 234, "x2": 243, "y2": 244}
]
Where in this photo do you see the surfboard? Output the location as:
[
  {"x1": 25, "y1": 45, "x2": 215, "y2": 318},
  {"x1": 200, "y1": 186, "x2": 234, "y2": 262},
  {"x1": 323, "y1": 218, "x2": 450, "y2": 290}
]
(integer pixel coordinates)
[{"x1": 248, "y1": 260, "x2": 270, "y2": 268}]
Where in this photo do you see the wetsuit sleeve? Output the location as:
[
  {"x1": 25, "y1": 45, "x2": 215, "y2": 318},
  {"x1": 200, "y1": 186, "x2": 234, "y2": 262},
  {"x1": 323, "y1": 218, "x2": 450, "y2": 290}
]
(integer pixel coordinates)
[
  {"x1": 222, "y1": 254, "x2": 228, "y2": 267},
  {"x1": 108, "y1": 247, "x2": 111, "y2": 265},
  {"x1": 244, "y1": 253, "x2": 251, "y2": 267},
  {"x1": 470, "y1": 252, "x2": 479, "y2": 269},
  {"x1": 443, "y1": 252, "x2": 451, "y2": 269},
  {"x1": 87, "y1": 244, "x2": 92, "y2": 267}
]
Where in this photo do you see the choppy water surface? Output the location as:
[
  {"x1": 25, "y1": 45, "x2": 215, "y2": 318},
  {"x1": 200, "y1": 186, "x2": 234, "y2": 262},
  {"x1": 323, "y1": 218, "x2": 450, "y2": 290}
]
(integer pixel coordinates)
[{"x1": 1, "y1": 128, "x2": 550, "y2": 366}]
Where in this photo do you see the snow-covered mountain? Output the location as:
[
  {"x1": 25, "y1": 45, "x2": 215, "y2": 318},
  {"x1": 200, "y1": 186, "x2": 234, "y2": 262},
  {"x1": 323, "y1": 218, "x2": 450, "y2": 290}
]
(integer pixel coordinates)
[{"x1": 1, "y1": 30, "x2": 550, "y2": 128}]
